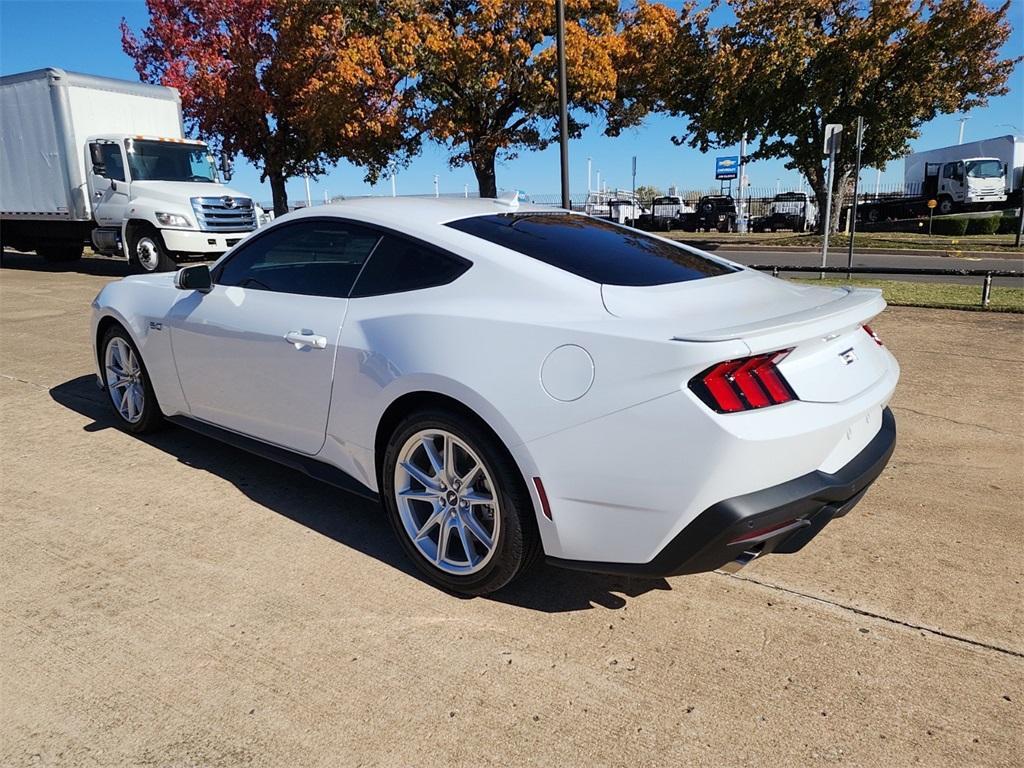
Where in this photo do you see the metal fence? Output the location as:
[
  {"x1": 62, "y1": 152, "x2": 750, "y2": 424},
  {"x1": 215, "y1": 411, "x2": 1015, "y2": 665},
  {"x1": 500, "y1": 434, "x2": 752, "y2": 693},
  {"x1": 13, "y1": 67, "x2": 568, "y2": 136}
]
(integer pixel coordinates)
[{"x1": 752, "y1": 264, "x2": 1023, "y2": 309}]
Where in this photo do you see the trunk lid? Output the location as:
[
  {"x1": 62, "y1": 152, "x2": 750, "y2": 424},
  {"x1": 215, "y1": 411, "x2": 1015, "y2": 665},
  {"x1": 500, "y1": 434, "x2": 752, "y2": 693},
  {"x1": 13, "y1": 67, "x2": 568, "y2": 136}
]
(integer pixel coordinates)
[{"x1": 602, "y1": 270, "x2": 891, "y2": 404}]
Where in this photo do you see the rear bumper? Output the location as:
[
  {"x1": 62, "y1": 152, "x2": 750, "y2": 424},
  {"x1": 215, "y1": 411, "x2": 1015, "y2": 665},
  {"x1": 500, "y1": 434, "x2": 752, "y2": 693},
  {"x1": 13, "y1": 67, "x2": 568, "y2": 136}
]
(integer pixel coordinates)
[{"x1": 547, "y1": 407, "x2": 896, "y2": 577}]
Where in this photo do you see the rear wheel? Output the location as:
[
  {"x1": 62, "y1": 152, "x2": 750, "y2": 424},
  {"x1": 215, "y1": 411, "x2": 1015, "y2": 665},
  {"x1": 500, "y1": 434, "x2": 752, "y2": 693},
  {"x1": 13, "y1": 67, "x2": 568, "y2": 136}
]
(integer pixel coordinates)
[
  {"x1": 100, "y1": 326, "x2": 163, "y2": 434},
  {"x1": 129, "y1": 225, "x2": 176, "y2": 273},
  {"x1": 382, "y1": 409, "x2": 540, "y2": 595}
]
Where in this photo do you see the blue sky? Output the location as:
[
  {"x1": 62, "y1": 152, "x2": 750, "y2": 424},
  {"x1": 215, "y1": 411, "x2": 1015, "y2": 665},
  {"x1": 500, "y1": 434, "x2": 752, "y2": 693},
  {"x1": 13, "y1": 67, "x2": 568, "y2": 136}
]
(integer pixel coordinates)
[{"x1": 2, "y1": 0, "x2": 1021, "y2": 205}]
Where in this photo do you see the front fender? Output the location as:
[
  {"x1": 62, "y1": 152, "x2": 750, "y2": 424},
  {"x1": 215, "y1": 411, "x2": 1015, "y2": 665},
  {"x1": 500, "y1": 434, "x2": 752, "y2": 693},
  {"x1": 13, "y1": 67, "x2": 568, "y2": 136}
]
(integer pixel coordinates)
[{"x1": 91, "y1": 277, "x2": 187, "y2": 415}]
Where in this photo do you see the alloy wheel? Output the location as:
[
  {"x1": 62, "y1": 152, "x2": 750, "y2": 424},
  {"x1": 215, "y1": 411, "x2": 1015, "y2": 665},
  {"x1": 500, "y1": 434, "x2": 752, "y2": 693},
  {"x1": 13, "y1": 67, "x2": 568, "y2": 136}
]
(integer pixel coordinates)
[
  {"x1": 394, "y1": 429, "x2": 501, "y2": 575},
  {"x1": 105, "y1": 336, "x2": 145, "y2": 423}
]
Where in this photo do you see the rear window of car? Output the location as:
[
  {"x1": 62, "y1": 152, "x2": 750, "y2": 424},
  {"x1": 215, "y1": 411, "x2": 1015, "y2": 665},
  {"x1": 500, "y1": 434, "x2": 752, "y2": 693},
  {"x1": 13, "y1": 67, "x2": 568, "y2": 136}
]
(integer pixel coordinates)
[{"x1": 445, "y1": 213, "x2": 735, "y2": 286}]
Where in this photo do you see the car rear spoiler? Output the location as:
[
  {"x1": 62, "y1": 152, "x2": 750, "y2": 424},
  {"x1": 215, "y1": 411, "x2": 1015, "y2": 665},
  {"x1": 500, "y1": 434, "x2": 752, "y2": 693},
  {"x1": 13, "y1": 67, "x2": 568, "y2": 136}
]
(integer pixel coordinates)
[{"x1": 671, "y1": 287, "x2": 885, "y2": 344}]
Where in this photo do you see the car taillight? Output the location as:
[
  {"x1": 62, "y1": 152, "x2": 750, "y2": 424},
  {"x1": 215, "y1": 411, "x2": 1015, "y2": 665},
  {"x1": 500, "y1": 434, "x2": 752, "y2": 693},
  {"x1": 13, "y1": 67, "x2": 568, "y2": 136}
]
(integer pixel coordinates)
[
  {"x1": 689, "y1": 350, "x2": 796, "y2": 413},
  {"x1": 863, "y1": 324, "x2": 883, "y2": 346}
]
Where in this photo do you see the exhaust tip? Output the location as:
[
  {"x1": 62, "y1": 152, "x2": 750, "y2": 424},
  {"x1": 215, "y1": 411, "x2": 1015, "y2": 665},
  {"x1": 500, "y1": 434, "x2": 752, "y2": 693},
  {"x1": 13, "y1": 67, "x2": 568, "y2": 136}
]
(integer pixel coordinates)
[{"x1": 719, "y1": 548, "x2": 763, "y2": 574}]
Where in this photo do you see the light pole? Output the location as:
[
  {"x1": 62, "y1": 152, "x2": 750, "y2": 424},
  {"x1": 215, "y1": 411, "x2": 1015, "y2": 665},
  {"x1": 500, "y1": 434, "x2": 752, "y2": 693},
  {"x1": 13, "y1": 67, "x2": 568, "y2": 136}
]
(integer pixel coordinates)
[
  {"x1": 587, "y1": 157, "x2": 592, "y2": 194},
  {"x1": 555, "y1": 0, "x2": 570, "y2": 210},
  {"x1": 847, "y1": 116, "x2": 864, "y2": 279},
  {"x1": 433, "y1": 174, "x2": 439, "y2": 198},
  {"x1": 957, "y1": 116, "x2": 970, "y2": 144}
]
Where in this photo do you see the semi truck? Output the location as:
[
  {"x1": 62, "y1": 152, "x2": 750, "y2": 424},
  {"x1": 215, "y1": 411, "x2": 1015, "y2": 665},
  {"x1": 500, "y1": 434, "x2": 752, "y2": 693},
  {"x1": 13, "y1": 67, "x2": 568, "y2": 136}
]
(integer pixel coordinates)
[
  {"x1": 0, "y1": 68, "x2": 257, "y2": 272},
  {"x1": 860, "y1": 135, "x2": 1022, "y2": 222}
]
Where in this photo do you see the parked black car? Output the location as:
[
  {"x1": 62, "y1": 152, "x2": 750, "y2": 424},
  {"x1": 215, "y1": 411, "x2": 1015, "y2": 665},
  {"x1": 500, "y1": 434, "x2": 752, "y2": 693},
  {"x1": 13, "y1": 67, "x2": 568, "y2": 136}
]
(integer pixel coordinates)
[{"x1": 696, "y1": 195, "x2": 737, "y2": 232}]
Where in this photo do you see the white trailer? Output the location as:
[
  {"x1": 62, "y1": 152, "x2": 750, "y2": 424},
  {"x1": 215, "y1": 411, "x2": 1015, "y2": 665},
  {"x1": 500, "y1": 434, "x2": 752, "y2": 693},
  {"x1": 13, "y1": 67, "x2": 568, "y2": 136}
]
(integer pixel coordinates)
[
  {"x1": 1, "y1": 68, "x2": 256, "y2": 271},
  {"x1": 903, "y1": 134, "x2": 1022, "y2": 215}
]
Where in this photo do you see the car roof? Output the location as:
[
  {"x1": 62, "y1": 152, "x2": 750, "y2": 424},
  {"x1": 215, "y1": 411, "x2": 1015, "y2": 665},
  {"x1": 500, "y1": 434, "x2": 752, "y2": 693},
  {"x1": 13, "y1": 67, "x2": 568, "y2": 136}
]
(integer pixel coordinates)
[{"x1": 285, "y1": 196, "x2": 562, "y2": 229}]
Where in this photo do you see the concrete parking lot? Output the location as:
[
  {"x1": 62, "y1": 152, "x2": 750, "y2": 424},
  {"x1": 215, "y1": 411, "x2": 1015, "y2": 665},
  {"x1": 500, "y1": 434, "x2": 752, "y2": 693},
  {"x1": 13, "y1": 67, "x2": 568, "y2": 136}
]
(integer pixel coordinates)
[{"x1": 2, "y1": 251, "x2": 1021, "y2": 767}]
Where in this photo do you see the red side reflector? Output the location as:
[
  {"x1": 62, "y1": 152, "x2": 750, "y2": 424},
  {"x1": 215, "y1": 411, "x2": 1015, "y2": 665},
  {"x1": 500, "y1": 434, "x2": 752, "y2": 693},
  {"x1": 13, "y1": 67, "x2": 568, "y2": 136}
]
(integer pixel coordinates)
[
  {"x1": 533, "y1": 477, "x2": 553, "y2": 520},
  {"x1": 863, "y1": 324, "x2": 883, "y2": 346}
]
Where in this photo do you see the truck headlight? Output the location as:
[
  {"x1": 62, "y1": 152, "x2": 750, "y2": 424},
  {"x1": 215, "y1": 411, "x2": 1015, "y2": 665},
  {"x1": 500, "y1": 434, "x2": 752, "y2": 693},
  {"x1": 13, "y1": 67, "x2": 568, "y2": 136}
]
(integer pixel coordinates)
[{"x1": 155, "y1": 212, "x2": 192, "y2": 228}]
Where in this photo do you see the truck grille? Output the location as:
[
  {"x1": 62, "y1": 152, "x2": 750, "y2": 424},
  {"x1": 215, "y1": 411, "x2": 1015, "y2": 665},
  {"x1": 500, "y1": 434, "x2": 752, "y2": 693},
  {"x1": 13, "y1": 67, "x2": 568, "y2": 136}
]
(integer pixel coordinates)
[{"x1": 191, "y1": 196, "x2": 257, "y2": 232}]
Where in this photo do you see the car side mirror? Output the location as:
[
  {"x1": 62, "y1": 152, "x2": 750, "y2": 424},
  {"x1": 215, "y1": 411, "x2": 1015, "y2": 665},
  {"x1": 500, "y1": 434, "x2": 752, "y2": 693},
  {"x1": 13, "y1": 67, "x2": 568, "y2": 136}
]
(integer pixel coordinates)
[{"x1": 174, "y1": 264, "x2": 212, "y2": 293}]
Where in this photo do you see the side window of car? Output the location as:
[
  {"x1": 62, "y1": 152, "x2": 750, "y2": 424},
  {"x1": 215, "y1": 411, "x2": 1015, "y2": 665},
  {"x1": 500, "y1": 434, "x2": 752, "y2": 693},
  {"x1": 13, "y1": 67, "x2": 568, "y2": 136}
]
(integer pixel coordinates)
[
  {"x1": 349, "y1": 234, "x2": 471, "y2": 298},
  {"x1": 216, "y1": 220, "x2": 381, "y2": 298}
]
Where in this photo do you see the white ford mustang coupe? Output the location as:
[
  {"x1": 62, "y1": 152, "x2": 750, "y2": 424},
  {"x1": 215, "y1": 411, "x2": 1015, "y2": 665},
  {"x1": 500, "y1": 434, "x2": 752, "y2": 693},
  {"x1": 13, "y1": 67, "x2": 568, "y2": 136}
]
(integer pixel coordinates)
[{"x1": 91, "y1": 196, "x2": 898, "y2": 594}]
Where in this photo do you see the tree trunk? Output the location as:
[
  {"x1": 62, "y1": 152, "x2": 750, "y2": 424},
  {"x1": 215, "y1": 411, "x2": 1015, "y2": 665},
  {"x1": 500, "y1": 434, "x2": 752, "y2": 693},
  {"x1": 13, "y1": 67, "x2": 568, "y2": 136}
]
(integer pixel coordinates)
[
  {"x1": 268, "y1": 168, "x2": 289, "y2": 217},
  {"x1": 472, "y1": 150, "x2": 498, "y2": 198}
]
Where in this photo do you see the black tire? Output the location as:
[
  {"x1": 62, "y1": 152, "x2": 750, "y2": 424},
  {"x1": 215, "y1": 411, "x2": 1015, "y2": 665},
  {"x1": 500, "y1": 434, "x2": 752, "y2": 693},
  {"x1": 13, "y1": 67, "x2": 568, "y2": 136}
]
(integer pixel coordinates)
[
  {"x1": 381, "y1": 408, "x2": 541, "y2": 595},
  {"x1": 38, "y1": 241, "x2": 84, "y2": 262},
  {"x1": 99, "y1": 325, "x2": 163, "y2": 434},
  {"x1": 937, "y1": 196, "x2": 954, "y2": 216},
  {"x1": 664, "y1": 219, "x2": 674, "y2": 232},
  {"x1": 128, "y1": 225, "x2": 176, "y2": 273}
]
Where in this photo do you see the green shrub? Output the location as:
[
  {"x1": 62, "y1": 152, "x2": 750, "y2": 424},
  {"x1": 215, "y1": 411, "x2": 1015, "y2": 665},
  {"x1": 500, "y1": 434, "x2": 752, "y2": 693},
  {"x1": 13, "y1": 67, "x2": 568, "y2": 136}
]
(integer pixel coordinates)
[
  {"x1": 965, "y1": 215, "x2": 1002, "y2": 235},
  {"x1": 998, "y1": 215, "x2": 1021, "y2": 235},
  {"x1": 932, "y1": 217, "x2": 969, "y2": 236}
]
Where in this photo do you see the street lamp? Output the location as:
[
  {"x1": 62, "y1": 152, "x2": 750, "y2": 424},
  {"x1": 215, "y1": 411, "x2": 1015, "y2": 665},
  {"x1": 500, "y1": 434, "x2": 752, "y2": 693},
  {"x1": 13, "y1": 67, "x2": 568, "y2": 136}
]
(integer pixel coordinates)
[{"x1": 555, "y1": 0, "x2": 570, "y2": 209}]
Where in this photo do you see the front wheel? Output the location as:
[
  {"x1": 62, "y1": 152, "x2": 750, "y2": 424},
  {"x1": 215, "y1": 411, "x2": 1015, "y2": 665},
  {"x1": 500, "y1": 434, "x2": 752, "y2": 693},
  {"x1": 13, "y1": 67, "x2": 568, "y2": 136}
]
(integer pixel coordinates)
[
  {"x1": 937, "y1": 196, "x2": 955, "y2": 216},
  {"x1": 100, "y1": 326, "x2": 163, "y2": 434},
  {"x1": 382, "y1": 409, "x2": 540, "y2": 595},
  {"x1": 129, "y1": 226, "x2": 176, "y2": 273}
]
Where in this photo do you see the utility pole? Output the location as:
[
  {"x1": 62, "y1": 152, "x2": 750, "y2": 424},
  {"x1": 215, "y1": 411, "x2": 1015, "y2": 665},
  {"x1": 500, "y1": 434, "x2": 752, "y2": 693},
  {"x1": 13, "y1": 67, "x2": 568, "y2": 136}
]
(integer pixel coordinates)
[
  {"x1": 847, "y1": 116, "x2": 864, "y2": 279},
  {"x1": 737, "y1": 132, "x2": 748, "y2": 233},
  {"x1": 957, "y1": 116, "x2": 970, "y2": 144},
  {"x1": 587, "y1": 157, "x2": 592, "y2": 194},
  {"x1": 304, "y1": 173, "x2": 312, "y2": 207},
  {"x1": 433, "y1": 174, "x2": 439, "y2": 198},
  {"x1": 875, "y1": 168, "x2": 881, "y2": 196},
  {"x1": 555, "y1": 0, "x2": 570, "y2": 210},
  {"x1": 464, "y1": 184, "x2": 468, "y2": 199},
  {"x1": 390, "y1": 170, "x2": 396, "y2": 197}
]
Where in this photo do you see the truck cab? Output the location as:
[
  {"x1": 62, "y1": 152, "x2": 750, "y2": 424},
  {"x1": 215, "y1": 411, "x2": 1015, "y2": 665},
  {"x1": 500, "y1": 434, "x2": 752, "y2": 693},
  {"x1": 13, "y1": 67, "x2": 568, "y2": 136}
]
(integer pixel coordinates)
[
  {"x1": 930, "y1": 157, "x2": 1007, "y2": 214},
  {"x1": 86, "y1": 134, "x2": 256, "y2": 271},
  {"x1": 763, "y1": 191, "x2": 817, "y2": 232}
]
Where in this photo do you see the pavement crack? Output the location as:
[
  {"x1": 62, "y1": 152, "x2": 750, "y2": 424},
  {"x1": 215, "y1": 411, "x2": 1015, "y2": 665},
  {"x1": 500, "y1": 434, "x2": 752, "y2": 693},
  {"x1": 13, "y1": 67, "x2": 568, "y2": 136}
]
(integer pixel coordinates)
[
  {"x1": 727, "y1": 572, "x2": 1024, "y2": 659},
  {"x1": 0, "y1": 372, "x2": 49, "y2": 390},
  {"x1": 891, "y1": 404, "x2": 1021, "y2": 438}
]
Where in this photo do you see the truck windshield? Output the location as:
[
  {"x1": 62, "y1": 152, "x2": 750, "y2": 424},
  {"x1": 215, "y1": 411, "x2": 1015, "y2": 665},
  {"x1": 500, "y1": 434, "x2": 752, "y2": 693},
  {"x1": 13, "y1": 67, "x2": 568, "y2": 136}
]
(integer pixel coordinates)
[
  {"x1": 124, "y1": 139, "x2": 218, "y2": 183},
  {"x1": 966, "y1": 159, "x2": 1003, "y2": 179}
]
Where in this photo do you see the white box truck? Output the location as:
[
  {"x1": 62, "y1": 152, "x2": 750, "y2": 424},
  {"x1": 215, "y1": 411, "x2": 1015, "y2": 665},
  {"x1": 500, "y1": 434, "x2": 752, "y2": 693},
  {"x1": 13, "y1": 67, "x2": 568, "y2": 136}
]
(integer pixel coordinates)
[
  {"x1": 902, "y1": 134, "x2": 1022, "y2": 215},
  {"x1": 1, "y1": 68, "x2": 257, "y2": 271}
]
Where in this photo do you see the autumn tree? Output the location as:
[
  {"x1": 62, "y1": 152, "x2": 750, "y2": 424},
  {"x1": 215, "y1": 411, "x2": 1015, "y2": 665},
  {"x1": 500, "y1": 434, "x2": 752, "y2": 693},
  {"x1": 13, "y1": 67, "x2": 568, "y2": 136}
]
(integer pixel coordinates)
[
  {"x1": 415, "y1": 0, "x2": 677, "y2": 198},
  {"x1": 122, "y1": 0, "x2": 423, "y2": 215},
  {"x1": 656, "y1": 0, "x2": 1019, "y2": 231}
]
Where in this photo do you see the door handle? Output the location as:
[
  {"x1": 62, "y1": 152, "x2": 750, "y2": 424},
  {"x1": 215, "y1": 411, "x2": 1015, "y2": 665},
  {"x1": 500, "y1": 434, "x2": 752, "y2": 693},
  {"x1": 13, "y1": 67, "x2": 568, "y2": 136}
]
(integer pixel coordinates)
[{"x1": 284, "y1": 330, "x2": 327, "y2": 350}]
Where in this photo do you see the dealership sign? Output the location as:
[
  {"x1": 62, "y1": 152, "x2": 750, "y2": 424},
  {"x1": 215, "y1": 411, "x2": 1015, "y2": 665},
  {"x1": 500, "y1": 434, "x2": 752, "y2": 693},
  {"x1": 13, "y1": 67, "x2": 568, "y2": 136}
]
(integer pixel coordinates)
[{"x1": 715, "y1": 156, "x2": 739, "y2": 180}]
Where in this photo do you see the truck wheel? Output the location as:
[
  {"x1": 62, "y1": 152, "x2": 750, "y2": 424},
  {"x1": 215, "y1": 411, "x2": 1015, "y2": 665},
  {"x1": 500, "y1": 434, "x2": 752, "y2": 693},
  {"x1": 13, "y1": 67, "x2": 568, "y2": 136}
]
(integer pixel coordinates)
[
  {"x1": 937, "y1": 196, "x2": 954, "y2": 216},
  {"x1": 37, "y1": 242, "x2": 84, "y2": 262},
  {"x1": 664, "y1": 220, "x2": 674, "y2": 232},
  {"x1": 129, "y1": 226, "x2": 176, "y2": 273}
]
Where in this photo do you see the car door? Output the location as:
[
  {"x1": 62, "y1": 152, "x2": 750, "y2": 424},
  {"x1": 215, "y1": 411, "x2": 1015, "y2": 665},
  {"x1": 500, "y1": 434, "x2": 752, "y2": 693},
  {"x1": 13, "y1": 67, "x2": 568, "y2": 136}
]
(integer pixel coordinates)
[
  {"x1": 87, "y1": 141, "x2": 130, "y2": 227},
  {"x1": 167, "y1": 218, "x2": 382, "y2": 455}
]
